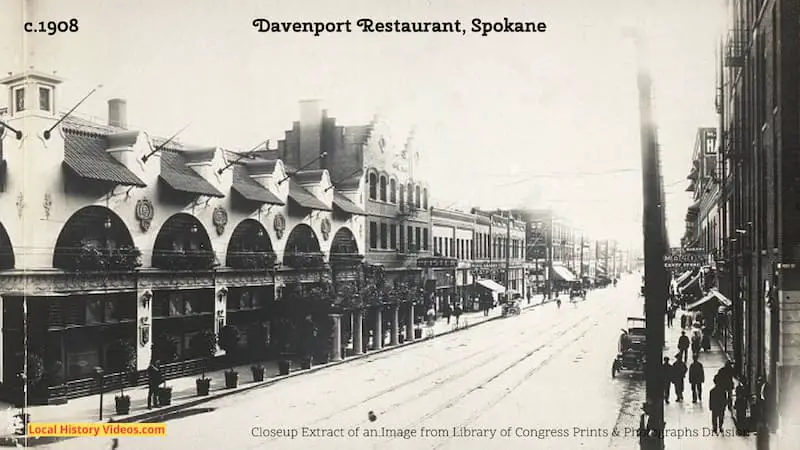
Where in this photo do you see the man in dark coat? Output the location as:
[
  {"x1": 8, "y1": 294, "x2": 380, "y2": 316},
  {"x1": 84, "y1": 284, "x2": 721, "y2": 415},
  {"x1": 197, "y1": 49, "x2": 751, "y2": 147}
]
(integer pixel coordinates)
[
  {"x1": 662, "y1": 357, "x2": 672, "y2": 404},
  {"x1": 667, "y1": 305, "x2": 676, "y2": 328},
  {"x1": 709, "y1": 376, "x2": 727, "y2": 434},
  {"x1": 672, "y1": 356, "x2": 687, "y2": 402},
  {"x1": 717, "y1": 361, "x2": 736, "y2": 412},
  {"x1": 689, "y1": 354, "x2": 705, "y2": 403},
  {"x1": 147, "y1": 358, "x2": 161, "y2": 409},
  {"x1": 677, "y1": 331, "x2": 690, "y2": 362}
]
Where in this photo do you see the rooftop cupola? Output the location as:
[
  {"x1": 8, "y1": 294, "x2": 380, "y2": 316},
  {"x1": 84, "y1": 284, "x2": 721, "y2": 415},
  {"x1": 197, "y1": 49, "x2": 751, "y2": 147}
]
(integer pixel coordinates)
[{"x1": 0, "y1": 70, "x2": 63, "y2": 118}]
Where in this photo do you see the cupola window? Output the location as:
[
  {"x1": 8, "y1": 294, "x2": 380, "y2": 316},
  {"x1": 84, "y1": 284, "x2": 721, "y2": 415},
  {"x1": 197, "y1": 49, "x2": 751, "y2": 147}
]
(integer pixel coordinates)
[
  {"x1": 13, "y1": 87, "x2": 24, "y2": 113},
  {"x1": 39, "y1": 86, "x2": 52, "y2": 112}
]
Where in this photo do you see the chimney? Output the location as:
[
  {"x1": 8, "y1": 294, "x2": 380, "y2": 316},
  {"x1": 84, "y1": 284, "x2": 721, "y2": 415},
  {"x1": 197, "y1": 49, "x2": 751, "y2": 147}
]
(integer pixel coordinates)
[
  {"x1": 298, "y1": 99, "x2": 322, "y2": 169},
  {"x1": 108, "y1": 98, "x2": 127, "y2": 129}
]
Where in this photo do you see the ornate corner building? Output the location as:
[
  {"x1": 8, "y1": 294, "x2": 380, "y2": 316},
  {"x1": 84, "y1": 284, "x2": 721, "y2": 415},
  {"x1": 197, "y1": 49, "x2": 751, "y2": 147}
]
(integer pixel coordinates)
[{"x1": 0, "y1": 74, "x2": 377, "y2": 403}]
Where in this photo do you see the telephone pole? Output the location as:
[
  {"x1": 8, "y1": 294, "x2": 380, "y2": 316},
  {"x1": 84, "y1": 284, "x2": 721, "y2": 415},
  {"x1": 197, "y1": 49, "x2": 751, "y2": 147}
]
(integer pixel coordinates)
[{"x1": 631, "y1": 31, "x2": 668, "y2": 449}]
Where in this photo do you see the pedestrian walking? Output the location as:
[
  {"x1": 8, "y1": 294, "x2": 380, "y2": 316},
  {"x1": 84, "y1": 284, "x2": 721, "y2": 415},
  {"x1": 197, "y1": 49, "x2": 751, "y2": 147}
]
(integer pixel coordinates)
[
  {"x1": 717, "y1": 360, "x2": 736, "y2": 412},
  {"x1": 442, "y1": 302, "x2": 452, "y2": 324},
  {"x1": 689, "y1": 354, "x2": 705, "y2": 403},
  {"x1": 146, "y1": 358, "x2": 161, "y2": 409},
  {"x1": 662, "y1": 357, "x2": 672, "y2": 404},
  {"x1": 680, "y1": 312, "x2": 689, "y2": 330},
  {"x1": 677, "y1": 331, "x2": 690, "y2": 362},
  {"x1": 710, "y1": 376, "x2": 727, "y2": 435},
  {"x1": 672, "y1": 356, "x2": 687, "y2": 402},
  {"x1": 667, "y1": 306, "x2": 676, "y2": 328},
  {"x1": 734, "y1": 383, "x2": 749, "y2": 436},
  {"x1": 454, "y1": 303, "x2": 463, "y2": 326},
  {"x1": 690, "y1": 328, "x2": 702, "y2": 360}
]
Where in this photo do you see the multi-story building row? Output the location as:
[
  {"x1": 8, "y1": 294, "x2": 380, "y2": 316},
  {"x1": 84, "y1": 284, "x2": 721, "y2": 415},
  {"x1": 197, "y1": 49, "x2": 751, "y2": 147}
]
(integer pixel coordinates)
[
  {"x1": 0, "y1": 72, "x2": 625, "y2": 404},
  {"x1": 680, "y1": 0, "x2": 800, "y2": 442}
]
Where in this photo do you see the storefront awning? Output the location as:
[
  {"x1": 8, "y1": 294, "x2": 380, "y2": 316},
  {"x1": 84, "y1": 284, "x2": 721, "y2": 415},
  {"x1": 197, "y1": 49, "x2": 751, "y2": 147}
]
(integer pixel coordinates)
[
  {"x1": 160, "y1": 151, "x2": 224, "y2": 197},
  {"x1": 476, "y1": 279, "x2": 506, "y2": 293},
  {"x1": 63, "y1": 129, "x2": 147, "y2": 187},
  {"x1": 288, "y1": 179, "x2": 332, "y2": 211},
  {"x1": 551, "y1": 265, "x2": 577, "y2": 282},
  {"x1": 332, "y1": 191, "x2": 366, "y2": 215},
  {"x1": 679, "y1": 273, "x2": 702, "y2": 294},
  {"x1": 686, "y1": 289, "x2": 731, "y2": 311},
  {"x1": 674, "y1": 270, "x2": 693, "y2": 286}
]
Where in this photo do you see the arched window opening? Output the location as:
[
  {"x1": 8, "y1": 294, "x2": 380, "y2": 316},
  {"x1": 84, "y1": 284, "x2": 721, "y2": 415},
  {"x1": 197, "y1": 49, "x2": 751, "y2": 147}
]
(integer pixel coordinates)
[
  {"x1": 0, "y1": 223, "x2": 15, "y2": 270},
  {"x1": 226, "y1": 220, "x2": 276, "y2": 270},
  {"x1": 414, "y1": 185, "x2": 421, "y2": 208},
  {"x1": 152, "y1": 214, "x2": 215, "y2": 270},
  {"x1": 407, "y1": 182, "x2": 413, "y2": 206},
  {"x1": 369, "y1": 173, "x2": 377, "y2": 200},
  {"x1": 52, "y1": 206, "x2": 140, "y2": 271},
  {"x1": 283, "y1": 224, "x2": 324, "y2": 269},
  {"x1": 423, "y1": 188, "x2": 429, "y2": 209},
  {"x1": 389, "y1": 179, "x2": 397, "y2": 203},
  {"x1": 379, "y1": 175, "x2": 388, "y2": 201},
  {"x1": 399, "y1": 184, "x2": 405, "y2": 208}
]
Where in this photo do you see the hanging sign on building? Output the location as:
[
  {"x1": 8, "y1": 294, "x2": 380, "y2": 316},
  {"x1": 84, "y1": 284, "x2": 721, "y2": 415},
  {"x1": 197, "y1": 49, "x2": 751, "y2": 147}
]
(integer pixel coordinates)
[{"x1": 663, "y1": 248, "x2": 706, "y2": 269}]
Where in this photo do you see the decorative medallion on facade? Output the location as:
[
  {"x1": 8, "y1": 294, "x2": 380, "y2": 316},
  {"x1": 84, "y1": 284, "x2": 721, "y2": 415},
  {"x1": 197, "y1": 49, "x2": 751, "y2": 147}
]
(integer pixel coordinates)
[
  {"x1": 43, "y1": 193, "x2": 52, "y2": 219},
  {"x1": 212, "y1": 207, "x2": 228, "y2": 236},
  {"x1": 16, "y1": 192, "x2": 24, "y2": 218},
  {"x1": 274, "y1": 213, "x2": 286, "y2": 239},
  {"x1": 139, "y1": 317, "x2": 150, "y2": 347},
  {"x1": 321, "y1": 218, "x2": 332, "y2": 241},
  {"x1": 135, "y1": 199, "x2": 155, "y2": 232}
]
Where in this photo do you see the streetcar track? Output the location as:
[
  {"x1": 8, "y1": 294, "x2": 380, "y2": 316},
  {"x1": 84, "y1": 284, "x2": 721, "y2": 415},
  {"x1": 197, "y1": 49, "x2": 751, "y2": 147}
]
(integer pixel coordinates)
[
  {"x1": 256, "y1": 301, "x2": 607, "y2": 450},
  {"x1": 430, "y1": 305, "x2": 622, "y2": 449},
  {"x1": 395, "y1": 305, "x2": 618, "y2": 448}
]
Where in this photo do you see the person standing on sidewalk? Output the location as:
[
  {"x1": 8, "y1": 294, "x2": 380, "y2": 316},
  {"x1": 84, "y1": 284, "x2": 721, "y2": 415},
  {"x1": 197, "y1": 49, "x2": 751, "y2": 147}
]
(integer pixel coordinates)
[
  {"x1": 688, "y1": 354, "x2": 705, "y2": 403},
  {"x1": 442, "y1": 302, "x2": 452, "y2": 324},
  {"x1": 662, "y1": 357, "x2": 673, "y2": 404},
  {"x1": 709, "y1": 376, "x2": 727, "y2": 435},
  {"x1": 667, "y1": 305, "x2": 676, "y2": 328},
  {"x1": 717, "y1": 360, "x2": 736, "y2": 412},
  {"x1": 453, "y1": 302, "x2": 463, "y2": 326},
  {"x1": 677, "y1": 331, "x2": 690, "y2": 362},
  {"x1": 734, "y1": 382, "x2": 749, "y2": 436},
  {"x1": 672, "y1": 356, "x2": 687, "y2": 402},
  {"x1": 146, "y1": 358, "x2": 162, "y2": 409}
]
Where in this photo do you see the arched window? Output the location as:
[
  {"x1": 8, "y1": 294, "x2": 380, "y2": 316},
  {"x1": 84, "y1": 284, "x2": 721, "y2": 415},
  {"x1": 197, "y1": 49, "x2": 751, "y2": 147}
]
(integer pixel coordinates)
[
  {"x1": 414, "y1": 185, "x2": 421, "y2": 208},
  {"x1": 422, "y1": 188, "x2": 428, "y2": 209},
  {"x1": 407, "y1": 182, "x2": 413, "y2": 205},
  {"x1": 379, "y1": 175, "x2": 387, "y2": 201},
  {"x1": 398, "y1": 184, "x2": 405, "y2": 207},
  {"x1": 369, "y1": 173, "x2": 377, "y2": 200},
  {"x1": 389, "y1": 179, "x2": 397, "y2": 203}
]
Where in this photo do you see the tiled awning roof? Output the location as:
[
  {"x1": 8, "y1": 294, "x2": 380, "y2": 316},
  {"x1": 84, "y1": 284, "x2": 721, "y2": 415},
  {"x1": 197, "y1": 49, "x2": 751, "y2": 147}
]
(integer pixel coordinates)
[
  {"x1": 332, "y1": 191, "x2": 365, "y2": 216},
  {"x1": 288, "y1": 179, "x2": 331, "y2": 211},
  {"x1": 62, "y1": 129, "x2": 146, "y2": 187},
  {"x1": 231, "y1": 165, "x2": 284, "y2": 205},
  {"x1": 159, "y1": 150, "x2": 224, "y2": 197}
]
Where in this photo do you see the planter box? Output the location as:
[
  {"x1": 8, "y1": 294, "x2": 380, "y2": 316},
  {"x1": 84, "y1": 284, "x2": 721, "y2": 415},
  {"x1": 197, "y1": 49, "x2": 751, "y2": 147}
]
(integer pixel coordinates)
[
  {"x1": 157, "y1": 387, "x2": 172, "y2": 406},
  {"x1": 115, "y1": 395, "x2": 131, "y2": 415},
  {"x1": 300, "y1": 357, "x2": 312, "y2": 370},
  {"x1": 196, "y1": 378, "x2": 211, "y2": 396},
  {"x1": 224, "y1": 371, "x2": 239, "y2": 389},
  {"x1": 278, "y1": 360, "x2": 291, "y2": 375},
  {"x1": 251, "y1": 366, "x2": 265, "y2": 382}
]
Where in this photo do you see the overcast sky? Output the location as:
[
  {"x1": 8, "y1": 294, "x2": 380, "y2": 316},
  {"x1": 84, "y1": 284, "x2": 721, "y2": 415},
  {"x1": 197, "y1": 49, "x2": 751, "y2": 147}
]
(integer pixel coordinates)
[{"x1": 1, "y1": 0, "x2": 724, "y2": 248}]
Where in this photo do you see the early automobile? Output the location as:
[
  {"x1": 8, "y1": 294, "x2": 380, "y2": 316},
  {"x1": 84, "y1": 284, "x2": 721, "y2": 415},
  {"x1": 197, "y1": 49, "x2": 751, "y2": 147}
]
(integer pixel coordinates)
[
  {"x1": 502, "y1": 299, "x2": 521, "y2": 317},
  {"x1": 612, "y1": 317, "x2": 647, "y2": 378}
]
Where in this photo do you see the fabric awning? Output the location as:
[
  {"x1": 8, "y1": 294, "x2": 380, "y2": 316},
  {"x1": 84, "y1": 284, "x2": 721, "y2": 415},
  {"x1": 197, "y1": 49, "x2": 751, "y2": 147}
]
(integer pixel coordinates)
[
  {"x1": 231, "y1": 165, "x2": 284, "y2": 205},
  {"x1": 551, "y1": 265, "x2": 577, "y2": 282},
  {"x1": 63, "y1": 130, "x2": 146, "y2": 187},
  {"x1": 679, "y1": 273, "x2": 702, "y2": 294},
  {"x1": 674, "y1": 270, "x2": 694, "y2": 286},
  {"x1": 332, "y1": 191, "x2": 366, "y2": 215},
  {"x1": 288, "y1": 179, "x2": 332, "y2": 211},
  {"x1": 160, "y1": 151, "x2": 224, "y2": 197},
  {"x1": 476, "y1": 279, "x2": 506, "y2": 293},
  {"x1": 686, "y1": 289, "x2": 731, "y2": 311}
]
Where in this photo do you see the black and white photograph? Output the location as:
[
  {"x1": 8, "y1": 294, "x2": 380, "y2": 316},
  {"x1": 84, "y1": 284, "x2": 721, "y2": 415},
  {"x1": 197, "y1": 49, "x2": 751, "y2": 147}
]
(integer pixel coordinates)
[{"x1": 0, "y1": 0, "x2": 797, "y2": 448}]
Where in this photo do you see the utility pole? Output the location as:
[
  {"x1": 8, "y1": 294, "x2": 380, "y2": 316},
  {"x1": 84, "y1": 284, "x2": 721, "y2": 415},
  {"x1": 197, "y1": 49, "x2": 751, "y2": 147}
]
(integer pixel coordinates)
[
  {"x1": 579, "y1": 234, "x2": 585, "y2": 279},
  {"x1": 631, "y1": 31, "x2": 668, "y2": 450},
  {"x1": 546, "y1": 215, "x2": 554, "y2": 299}
]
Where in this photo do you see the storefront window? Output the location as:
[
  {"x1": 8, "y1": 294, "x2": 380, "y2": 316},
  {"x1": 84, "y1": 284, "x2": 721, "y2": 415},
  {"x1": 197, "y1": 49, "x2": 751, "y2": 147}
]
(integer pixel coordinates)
[
  {"x1": 85, "y1": 298, "x2": 103, "y2": 324},
  {"x1": 169, "y1": 295, "x2": 185, "y2": 316}
]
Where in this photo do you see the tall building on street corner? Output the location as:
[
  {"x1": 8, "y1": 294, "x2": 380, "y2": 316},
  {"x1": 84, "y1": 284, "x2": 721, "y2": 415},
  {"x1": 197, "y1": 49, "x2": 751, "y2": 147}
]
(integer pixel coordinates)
[
  {"x1": 687, "y1": 0, "x2": 800, "y2": 443},
  {"x1": 471, "y1": 209, "x2": 526, "y2": 302},
  {"x1": 514, "y1": 209, "x2": 579, "y2": 296}
]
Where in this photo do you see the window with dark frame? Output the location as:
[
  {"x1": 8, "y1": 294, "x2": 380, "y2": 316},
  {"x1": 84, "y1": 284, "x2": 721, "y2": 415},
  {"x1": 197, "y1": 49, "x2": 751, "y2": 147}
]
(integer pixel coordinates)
[
  {"x1": 379, "y1": 176, "x2": 387, "y2": 201},
  {"x1": 39, "y1": 86, "x2": 51, "y2": 111},
  {"x1": 423, "y1": 228, "x2": 429, "y2": 250},
  {"x1": 407, "y1": 225, "x2": 413, "y2": 250},
  {"x1": 390, "y1": 224, "x2": 397, "y2": 249},
  {"x1": 14, "y1": 88, "x2": 24, "y2": 112},
  {"x1": 399, "y1": 226, "x2": 405, "y2": 251},
  {"x1": 369, "y1": 174, "x2": 377, "y2": 200},
  {"x1": 380, "y1": 223, "x2": 388, "y2": 249},
  {"x1": 390, "y1": 179, "x2": 397, "y2": 203},
  {"x1": 370, "y1": 221, "x2": 378, "y2": 249}
]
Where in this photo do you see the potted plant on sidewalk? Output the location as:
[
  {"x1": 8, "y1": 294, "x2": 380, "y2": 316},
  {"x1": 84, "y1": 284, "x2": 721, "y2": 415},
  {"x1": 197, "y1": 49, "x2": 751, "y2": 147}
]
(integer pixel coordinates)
[
  {"x1": 190, "y1": 330, "x2": 217, "y2": 396},
  {"x1": 107, "y1": 339, "x2": 138, "y2": 415},
  {"x1": 218, "y1": 325, "x2": 241, "y2": 389}
]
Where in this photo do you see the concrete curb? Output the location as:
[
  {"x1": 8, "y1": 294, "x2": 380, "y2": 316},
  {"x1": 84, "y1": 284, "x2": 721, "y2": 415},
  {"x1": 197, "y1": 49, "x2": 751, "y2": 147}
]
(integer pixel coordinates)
[{"x1": 0, "y1": 300, "x2": 553, "y2": 447}]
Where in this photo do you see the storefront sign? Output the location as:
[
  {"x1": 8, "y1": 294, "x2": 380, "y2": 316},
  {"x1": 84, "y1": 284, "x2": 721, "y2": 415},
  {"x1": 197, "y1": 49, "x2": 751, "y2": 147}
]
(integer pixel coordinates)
[{"x1": 663, "y1": 249, "x2": 706, "y2": 269}]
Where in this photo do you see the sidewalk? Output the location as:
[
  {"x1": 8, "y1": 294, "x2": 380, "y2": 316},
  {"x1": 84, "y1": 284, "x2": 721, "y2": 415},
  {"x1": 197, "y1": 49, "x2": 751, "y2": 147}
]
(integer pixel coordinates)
[
  {"x1": 661, "y1": 314, "x2": 756, "y2": 449},
  {"x1": 0, "y1": 300, "x2": 547, "y2": 446}
]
